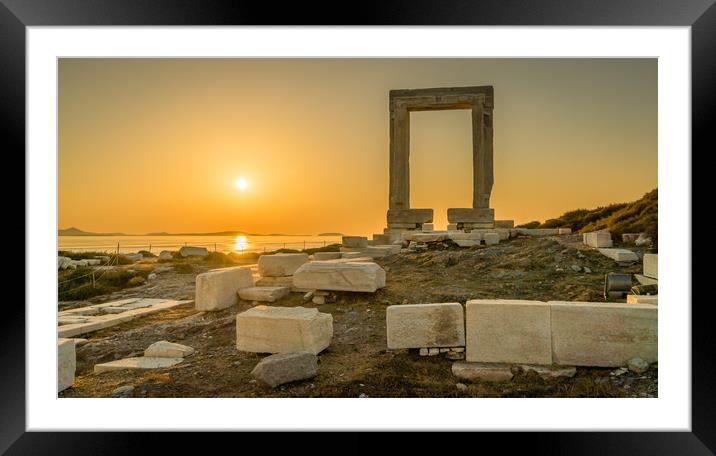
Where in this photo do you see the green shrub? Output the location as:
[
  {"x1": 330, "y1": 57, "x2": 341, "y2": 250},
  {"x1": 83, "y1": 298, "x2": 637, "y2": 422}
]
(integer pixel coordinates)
[
  {"x1": 303, "y1": 243, "x2": 341, "y2": 254},
  {"x1": 138, "y1": 250, "x2": 156, "y2": 258},
  {"x1": 127, "y1": 276, "x2": 146, "y2": 287}
]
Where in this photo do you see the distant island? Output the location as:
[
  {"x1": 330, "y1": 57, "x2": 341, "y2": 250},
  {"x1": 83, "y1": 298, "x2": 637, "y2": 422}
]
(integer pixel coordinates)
[{"x1": 58, "y1": 227, "x2": 337, "y2": 237}]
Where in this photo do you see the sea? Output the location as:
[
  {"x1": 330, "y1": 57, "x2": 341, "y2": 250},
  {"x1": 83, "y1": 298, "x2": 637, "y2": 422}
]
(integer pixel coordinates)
[{"x1": 58, "y1": 234, "x2": 342, "y2": 255}]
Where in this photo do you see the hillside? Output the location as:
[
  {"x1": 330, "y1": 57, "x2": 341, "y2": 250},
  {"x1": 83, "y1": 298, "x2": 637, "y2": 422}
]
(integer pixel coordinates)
[{"x1": 517, "y1": 189, "x2": 657, "y2": 241}]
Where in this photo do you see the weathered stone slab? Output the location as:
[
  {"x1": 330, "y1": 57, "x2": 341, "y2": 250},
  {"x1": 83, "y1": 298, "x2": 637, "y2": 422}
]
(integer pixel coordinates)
[
  {"x1": 494, "y1": 220, "x2": 514, "y2": 229},
  {"x1": 447, "y1": 207, "x2": 495, "y2": 223},
  {"x1": 341, "y1": 252, "x2": 365, "y2": 259},
  {"x1": 386, "y1": 303, "x2": 465, "y2": 349},
  {"x1": 483, "y1": 232, "x2": 500, "y2": 245},
  {"x1": 236, "y1": 306, "x2": 333, "y2": 354},
  {"x1": 447, "y1": 223, "x2": 458, "y2": 231},
  {"x1": 643, "y1": 253, "x2": 658, "y2": 279},
  {"x1": 144, "y1": 340, "x2": 194, "y2": 358},
  {"x1": 58, "y1": 338, "x2": 76, "y2": 392},
  {"x1": 550, "y1": 301, "x2": 657, "y2": 367},
  {"x1": 494, "y1": 228, "x2": 510, "y2": 240},
  {"x1": 58, "y1": 299, "x2": 189, "y2": 338},
  {"x1": 255, "y1": 275, "x2": 293, "y2": 288},
  {"x1": 452, "y1": 362, "x2": 514, "y2": 382},
  {"x1": 422, "y1": 223, "x2": 434, "y2": 232},
  {"x1": 312, "y1": 252, "x2": 342, "y2": 261},
  {"x1": 627, "y1": 295, "x2": 658, "y2": 305},
  {"x1": 599, "y1": 248, "x2": 639, "y2": 263},
  {"x1": 293, "y1": 261, "x2": 386, "y2": 292},
  {"x1": 341, "y1": 236, "x2": 368, "y2": 248},
  {"x1": 364, "y1": 245, "x2": 401, "y2": 258},
  {"x1": 583, "y1": 231, "x2": 613, "y2": 248},
  {"x1": 94, "y1": 356, "x2": 183, "y2": 373},
  {"x1": 387, "y1": 208, "x2": 433, "y2": 224},
  {"x1": 238, "y1": 286, "x2": 290, "y2": 303},
  {"x1": 465, "y1": 299, "x2": 552, "y2": 365},
  {"x1": 448, "y1": 232, "x2": 481, "y2": 241},
  {"x1": 258, "y1": 253, "x2": 309, "y2": 277},
  {"x1": 402, "y1": 232, "x2": 449, "y2": 243},
  {"x1": 179, "y1": 246, "x2": 208, "y2": 257},
  {"x1": 251, "y1": 352, "x2": 318, "y2": 388},
  {"x1": 558, "y1": 228, "x2": 572, "y2": 235},
  {"x1": 195, "y1": 266, "x2": 253, "y2": 311}
]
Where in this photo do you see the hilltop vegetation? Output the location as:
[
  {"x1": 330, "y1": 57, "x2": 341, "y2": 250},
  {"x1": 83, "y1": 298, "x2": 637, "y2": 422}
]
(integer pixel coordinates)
[{"x1": 517, "y1": 189, "x2": 657, "y2": 242}]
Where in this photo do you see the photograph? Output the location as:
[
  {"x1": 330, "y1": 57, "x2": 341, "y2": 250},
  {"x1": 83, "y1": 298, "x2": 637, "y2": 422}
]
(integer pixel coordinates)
[{"x1": 56, "y1": 57, "x2": 659, "y2": 399}]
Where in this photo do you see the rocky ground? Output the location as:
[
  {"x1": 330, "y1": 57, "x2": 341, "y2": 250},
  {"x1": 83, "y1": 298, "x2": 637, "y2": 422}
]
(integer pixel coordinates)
[{"x1": 59, "y1": 234, "x2": 657, "y2": 398}]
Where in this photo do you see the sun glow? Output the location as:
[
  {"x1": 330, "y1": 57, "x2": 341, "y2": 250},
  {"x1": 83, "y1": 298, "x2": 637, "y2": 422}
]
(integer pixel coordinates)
[
  {"x1": 235, "y1": 178, "x2": 249, "y2": 191},
  {"x1": 234, "y1": 235, "x2": 248, "y2": 252}
]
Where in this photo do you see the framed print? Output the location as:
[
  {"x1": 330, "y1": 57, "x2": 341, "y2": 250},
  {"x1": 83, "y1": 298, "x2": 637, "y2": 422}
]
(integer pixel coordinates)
[{"x1": 6, "y1": 0, "x2": 713, "y2": 452}]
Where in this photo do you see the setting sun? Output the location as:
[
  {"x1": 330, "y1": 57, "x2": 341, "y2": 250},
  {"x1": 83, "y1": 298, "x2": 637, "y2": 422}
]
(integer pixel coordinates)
[{"x1": 235, "y1": 178, "x2": 249, "y2": 191}]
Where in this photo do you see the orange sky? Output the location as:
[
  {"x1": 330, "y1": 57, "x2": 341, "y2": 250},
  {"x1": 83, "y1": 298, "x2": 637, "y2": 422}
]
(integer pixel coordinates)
[{"x1": 58, "y1": 58, "x2": 657, "y2": 235}]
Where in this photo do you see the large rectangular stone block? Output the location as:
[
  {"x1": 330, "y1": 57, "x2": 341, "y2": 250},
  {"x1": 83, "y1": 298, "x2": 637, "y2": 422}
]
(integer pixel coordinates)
[
  {"x1": 448, "y1": 232, "x2": 482, "y2": 241},
  {"x1": 293, "y1": 261, "x2": 386, "y2": 292},
  {"x1": 386, "y1": 303, "x2": 465, "y2": 349},
  {"x1": 387, "y1": 208, "x2": 433, "y2": 224},
  {"x1": 465, "y1": 299, "x2": 552, "y2": 365},
  {"x1": 236, "y1": 305, "x2": 333, "y2": 354},
  {"x1": 258, "y1": 253, "x2": 309, "y2": 277},
  {"x1": 447, "y1": 207, "x2": 495, "y2": 223},
  {"x1": 643, "y1": 253, "x2": 658, "y2": 279},
  {"x1": 599, "y1": 248, "x2": 639, "y2": 263},
  {"x1": 58, "y1": 338, "x2": 76, "y2": 393},
  {"x1": 195, "y1": 266, "x2": 253, "y2": 311},
  {"x1": 402, "y1": 232, "x2": 449, "y2": 242},
  {"x1": 583, "y1": 231, "x2": 613, "y2": 248},
  {"x1": 550, "y1": 301, "x2": 657, "y2": 367}
]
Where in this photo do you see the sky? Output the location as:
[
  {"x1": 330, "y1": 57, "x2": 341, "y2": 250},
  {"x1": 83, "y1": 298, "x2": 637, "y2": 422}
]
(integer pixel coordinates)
[{"x1": 58, "y1": 58, "x2": 657, "y2": 235}]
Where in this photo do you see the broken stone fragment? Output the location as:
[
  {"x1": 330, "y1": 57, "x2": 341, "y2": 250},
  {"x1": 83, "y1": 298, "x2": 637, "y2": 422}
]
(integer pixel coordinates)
[
  {"x1": 144, "y1": 340, "x2": 194, "y2": 358},
  {"x1": 251, "y1": 352, "x2": 318, "y2": 388},
  {"x1": 452, "y1": 362, "x2": 514, "y2": 382},
  {"x1": 627, "y1": 357, "x2": 649, "y2": 374}
]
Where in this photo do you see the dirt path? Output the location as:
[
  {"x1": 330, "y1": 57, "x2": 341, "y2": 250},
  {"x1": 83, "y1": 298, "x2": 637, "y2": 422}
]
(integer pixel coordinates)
[{"x1": 60, "y1": 235, "x2": 657, "y2": 398}]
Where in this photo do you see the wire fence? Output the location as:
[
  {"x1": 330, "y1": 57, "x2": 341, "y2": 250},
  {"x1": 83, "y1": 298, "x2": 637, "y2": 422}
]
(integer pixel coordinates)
[{"x1": 59, "y1": 239, "x2": 340, "y2": 255}]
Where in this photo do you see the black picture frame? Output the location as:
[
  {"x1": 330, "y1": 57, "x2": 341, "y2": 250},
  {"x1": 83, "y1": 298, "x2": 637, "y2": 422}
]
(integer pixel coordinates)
[{"x1": 5, "y1": 0, "x2": 711, "y2": 452}]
